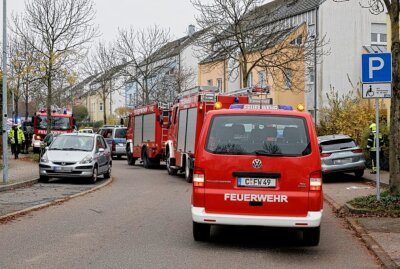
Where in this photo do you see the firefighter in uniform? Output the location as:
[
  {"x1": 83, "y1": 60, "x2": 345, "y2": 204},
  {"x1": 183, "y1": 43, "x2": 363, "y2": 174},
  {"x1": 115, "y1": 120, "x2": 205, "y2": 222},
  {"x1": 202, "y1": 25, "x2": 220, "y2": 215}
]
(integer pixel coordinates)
[
  {"x1": 8, "y1": 125, "x2": 25, "y2": 159},
  {"x1": 367, "y1": 123, "x2": 383, "y2": 174}
]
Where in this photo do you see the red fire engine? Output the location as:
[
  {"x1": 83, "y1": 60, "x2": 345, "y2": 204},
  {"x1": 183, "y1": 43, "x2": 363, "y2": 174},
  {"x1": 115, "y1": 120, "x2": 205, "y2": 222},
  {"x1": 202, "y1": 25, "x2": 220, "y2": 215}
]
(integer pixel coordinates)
[
  {"x1": 126, "y1": 103, "x2": 170, "y2": 168},
  {"x1": 165, "y1": 86, "x2": 248, "y2": 182},
  {"x1": 32, "y1": 110, "x2": 76, "y2": 153}
]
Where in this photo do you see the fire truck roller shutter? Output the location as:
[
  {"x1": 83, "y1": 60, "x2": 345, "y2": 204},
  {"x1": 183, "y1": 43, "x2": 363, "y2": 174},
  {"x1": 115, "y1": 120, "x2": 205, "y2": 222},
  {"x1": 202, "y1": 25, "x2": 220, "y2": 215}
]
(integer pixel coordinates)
[
  {"x1": 134, "y1": 115, "x2": 143, "y2": 145},
  {"x1": 143, "y1": 113, "x2": 156, "y2": 142},
  {"x1": 186, "y1": 108, "x2": 198, "y2": 153},
  {"x1": 177, "y1": 109, "x2": 188, "y2": 152}
]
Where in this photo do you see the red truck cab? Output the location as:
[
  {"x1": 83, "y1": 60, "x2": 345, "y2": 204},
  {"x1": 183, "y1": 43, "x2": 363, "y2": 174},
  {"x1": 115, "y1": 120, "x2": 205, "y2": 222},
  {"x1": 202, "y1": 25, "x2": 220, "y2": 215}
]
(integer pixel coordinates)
[{"x1": 191, "y1": 104, "x2": 323, "y2": 245}]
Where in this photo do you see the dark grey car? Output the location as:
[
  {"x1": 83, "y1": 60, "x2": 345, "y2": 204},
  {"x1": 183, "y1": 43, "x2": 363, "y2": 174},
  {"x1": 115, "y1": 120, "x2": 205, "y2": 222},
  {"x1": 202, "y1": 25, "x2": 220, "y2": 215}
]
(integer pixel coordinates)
[
  {"x1": 39, "y1": 133, "x2": 112, "y2": 183},
  {"x1": 318, "y1": 134, "x2": 365, "y2": 178}
]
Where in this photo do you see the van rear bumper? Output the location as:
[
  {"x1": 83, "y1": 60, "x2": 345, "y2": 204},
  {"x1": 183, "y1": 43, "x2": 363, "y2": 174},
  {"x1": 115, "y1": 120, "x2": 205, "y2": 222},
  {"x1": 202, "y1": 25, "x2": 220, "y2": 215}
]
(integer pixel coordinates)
[{"x1": 192, "y1": 206, "x2": 322, "y2": 228}]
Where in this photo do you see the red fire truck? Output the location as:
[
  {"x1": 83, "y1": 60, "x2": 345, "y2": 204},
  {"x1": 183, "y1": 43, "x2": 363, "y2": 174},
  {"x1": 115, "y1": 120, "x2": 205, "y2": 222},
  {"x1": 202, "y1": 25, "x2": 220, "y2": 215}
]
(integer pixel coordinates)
[
  {"x1": 32, "y1": 110, "x2": 76, "y2": 153},
  {"x1": 125, "y1": 103, "x2": 170, "y2": 168},
  {"x1": 165, "y1": 87, "x2": 248, "y2": 182}
]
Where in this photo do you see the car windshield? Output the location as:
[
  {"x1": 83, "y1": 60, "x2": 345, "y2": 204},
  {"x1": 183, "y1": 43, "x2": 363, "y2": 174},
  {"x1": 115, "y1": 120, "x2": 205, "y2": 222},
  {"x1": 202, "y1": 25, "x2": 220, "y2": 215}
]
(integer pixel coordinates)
[
  {"x1": 36, "y1": 116, "x2": 70, "y2": 130},
  {"x1": 114, "y1": 128, "x2": 127, "y2": 139},
  {"x1": 205, "y1": 115, "x2": 311, "y2": 156},
  {"x1": 320, "y1": 138, "x2": 357, "y2": 151},
  {"x1": 49, "y1": 136, "x2": 94, "y2": 151}
]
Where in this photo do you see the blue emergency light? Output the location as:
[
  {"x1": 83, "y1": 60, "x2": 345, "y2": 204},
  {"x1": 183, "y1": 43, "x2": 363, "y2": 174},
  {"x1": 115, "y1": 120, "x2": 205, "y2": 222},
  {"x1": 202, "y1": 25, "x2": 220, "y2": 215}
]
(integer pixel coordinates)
[{"x1": 229, "y1": 104, "x2": 293, "y2": 110}]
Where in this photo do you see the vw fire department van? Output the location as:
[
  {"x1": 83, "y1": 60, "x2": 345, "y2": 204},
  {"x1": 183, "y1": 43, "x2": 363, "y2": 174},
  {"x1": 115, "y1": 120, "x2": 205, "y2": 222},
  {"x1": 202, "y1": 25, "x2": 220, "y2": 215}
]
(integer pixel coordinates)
[{"x1": 191, "y1": 104, "x2": 323, "y2": 246}]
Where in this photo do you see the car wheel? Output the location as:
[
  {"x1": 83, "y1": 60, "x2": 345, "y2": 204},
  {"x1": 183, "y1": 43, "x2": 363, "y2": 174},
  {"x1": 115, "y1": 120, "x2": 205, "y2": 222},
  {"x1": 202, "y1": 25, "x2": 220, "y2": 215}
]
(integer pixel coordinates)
[
  {"x1": 39, "y1": 176, "x2": 49, "y2": 183},
  {"x1": 90, "y1": 167, "x2": 98, "y2": 184},
  {"x1": 104, "y1": 164, "x2": 111, "y2": 179},
  {"x1": 303, "y1": 226, "x2": 320, "y2": 246},
  {"x1": 166, "y1": 151, "x2": 177, "y2": 176},
  {"x1": 355, "y1": 170, "x2": 364, "y2": 179},
  {"x1": 193, "y1": 222, "x2": 211, "y2": 242},
  {"x1": 185, "y1": 156, "x2": 193, "y2": 183}
]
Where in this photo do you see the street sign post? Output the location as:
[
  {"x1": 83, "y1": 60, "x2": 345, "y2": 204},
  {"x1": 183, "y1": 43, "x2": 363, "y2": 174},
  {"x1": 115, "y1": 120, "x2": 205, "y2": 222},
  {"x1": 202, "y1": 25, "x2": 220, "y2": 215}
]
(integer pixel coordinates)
[{"x1": 361, "y1": 53, "x2": 392, "y2": 201}]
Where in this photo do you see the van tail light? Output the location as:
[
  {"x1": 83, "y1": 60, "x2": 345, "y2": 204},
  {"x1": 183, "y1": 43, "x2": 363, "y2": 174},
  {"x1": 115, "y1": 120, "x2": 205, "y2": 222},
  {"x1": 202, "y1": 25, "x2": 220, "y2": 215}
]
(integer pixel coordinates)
[
  {"x1": 193, "y1": 166, "x2": 205, "y2": 187},
  {"x1": 112, "y1": 141, "x2": 116, "y2": 151},
  {"x1": 320, "y1": 153, "x2": 331, "y2": 158},
  {"x1": 310, "y1": 171, "x2": 322, "y2": 191},
  {"x1": 351, "y1": 149, "x2": 363, "y2": 154}
]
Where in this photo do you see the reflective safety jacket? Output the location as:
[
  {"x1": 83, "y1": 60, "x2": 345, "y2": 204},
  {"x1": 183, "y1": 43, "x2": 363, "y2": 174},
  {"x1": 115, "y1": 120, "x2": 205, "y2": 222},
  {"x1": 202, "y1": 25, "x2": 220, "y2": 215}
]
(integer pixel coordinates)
[{"x1": 8, "y1": 128, "x2": 25, "y2": 144}]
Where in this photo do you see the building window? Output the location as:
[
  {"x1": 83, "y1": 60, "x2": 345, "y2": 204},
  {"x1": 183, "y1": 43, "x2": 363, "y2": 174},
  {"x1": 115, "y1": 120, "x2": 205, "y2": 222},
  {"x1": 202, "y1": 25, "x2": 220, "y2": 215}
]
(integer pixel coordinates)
[
  {"x1": 207, "y1": 79, "x2": 213, "y2": 86},
  {"x1": 308, "y1": 67, "x2": 315, "y2": 84},
  {"x1": 371, "y1": 23, "x2": 387, "y2": 45},
  {"x1": 290, "y1": 34, "x2": 303, "y2": 46},
  {"x1": 217, "y1": 78, "x2": 222, "y2": 90},
  {"x1": 284, "y1": 68, "x2": 292, "y2": 89},
  {"x1": 99, "y1": 102, "x2": 103, "y2": 111},
  {"x1": 247, "y1": 72, "x2": 253, "y2": 87},
  {"x1": 258, "y1": 71, "x2": 267, "y2": 87}
]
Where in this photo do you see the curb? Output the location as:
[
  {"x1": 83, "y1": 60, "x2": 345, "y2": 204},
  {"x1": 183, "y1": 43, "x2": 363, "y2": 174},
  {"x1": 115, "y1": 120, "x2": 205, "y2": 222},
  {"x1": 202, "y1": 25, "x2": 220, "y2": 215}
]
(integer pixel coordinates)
[
  {"x1": 0, "y1": 178, "x2": 39, "y2": 193},
  {"x1": 0, "y1": 177, "x2": 113, "y2": 224},
  {"x1": 324, "y1": 194, "x2": 399, "y2": 269}
]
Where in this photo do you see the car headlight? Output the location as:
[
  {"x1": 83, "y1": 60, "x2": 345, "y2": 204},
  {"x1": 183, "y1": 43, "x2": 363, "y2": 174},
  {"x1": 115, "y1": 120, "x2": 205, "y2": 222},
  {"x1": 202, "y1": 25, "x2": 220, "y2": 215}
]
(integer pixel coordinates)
[
  {"x1": 40, "y1": 154, "x2": 49, "y2": 163},
  {"x1": 79, "y1": 155, "x2": 93, "y2": 164}
]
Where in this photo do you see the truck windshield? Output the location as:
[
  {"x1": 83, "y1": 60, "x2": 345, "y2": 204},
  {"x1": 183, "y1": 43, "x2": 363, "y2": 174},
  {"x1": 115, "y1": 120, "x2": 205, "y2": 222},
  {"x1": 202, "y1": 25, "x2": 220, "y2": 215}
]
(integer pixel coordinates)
[
  {"x1": 206, "y1": 115, "x2": 311, "y2": 156},
  {"x1": 36, "y1": 116, "x2": 70, "y2": 130}
]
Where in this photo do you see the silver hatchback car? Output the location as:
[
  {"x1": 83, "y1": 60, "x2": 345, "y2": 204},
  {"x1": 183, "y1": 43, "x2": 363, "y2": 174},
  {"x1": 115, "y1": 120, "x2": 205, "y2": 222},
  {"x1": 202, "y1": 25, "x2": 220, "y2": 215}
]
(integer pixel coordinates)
[
  {"x1": 318, "y1": 134, "x2": 365, "y2": 178},
  {"x1": 39, "y1": 133, "x2": 112, "y2": 183}
]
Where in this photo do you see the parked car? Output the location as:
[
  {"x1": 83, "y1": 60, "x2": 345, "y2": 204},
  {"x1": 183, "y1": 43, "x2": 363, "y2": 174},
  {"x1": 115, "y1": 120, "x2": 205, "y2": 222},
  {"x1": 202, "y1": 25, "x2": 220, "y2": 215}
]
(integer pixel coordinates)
[
  {"x1": 39, "y1": 133, "x2": 112, "y2": 183},
  {"x1": 318, "y1": 134, "x2": 365, "y2": 178},
  {"x1": 98, "y1": 126, "x2": 127, "y2": 159},
  {"x1": 79, "y1": 128, "x2": 94, "y2": 133}
]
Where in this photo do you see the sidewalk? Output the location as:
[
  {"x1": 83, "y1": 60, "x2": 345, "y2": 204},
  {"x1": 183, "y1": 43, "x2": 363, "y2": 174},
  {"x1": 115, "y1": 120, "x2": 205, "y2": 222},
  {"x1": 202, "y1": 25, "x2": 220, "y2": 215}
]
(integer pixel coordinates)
[
  {"x1": 0, "y1": 152, "x2": 39, "y2": 192},
  {"x1": 324, "y1": 172, "x2": 399, "y2": 269}
]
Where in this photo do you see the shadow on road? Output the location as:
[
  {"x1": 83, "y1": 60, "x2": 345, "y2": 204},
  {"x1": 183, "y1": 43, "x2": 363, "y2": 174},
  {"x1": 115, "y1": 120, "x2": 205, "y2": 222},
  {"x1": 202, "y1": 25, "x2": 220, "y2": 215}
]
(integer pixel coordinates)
[{"x1": 323, "y1": 172, "x2": 364, "y2": 184}]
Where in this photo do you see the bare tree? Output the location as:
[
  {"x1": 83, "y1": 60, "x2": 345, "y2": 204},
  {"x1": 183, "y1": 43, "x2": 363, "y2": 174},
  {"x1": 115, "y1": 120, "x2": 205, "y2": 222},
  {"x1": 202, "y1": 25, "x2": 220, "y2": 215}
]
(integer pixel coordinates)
[
  {"x1": 13, "y1": 0, "x2": 98, "y2": 133},
  {"x1": 84, "y1": 41, "x2": 119, "y2": 123},
  {"x1": 333, "y1": 0, "x2": 399, "y2": 194},
  {"x1": 116, "y1": 26, "x2": 171, "y2": 105},
  {"x1": 191, "y1": 0, "x2": 326, "y2": 91}
]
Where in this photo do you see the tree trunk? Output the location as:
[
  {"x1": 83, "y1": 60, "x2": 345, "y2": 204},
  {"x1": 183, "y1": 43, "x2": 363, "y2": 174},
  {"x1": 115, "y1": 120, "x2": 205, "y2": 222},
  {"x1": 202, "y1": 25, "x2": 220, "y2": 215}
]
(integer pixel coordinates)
[
  {"x1": 103, "y1": 86, "x2": 107, "y2": 124},
  {"x1": 47, "y1": 65, "x2": 53, "y2": 134},
  {"x1": 389, "y1": 4, "x2": 400, "y2": 194},
  {"x1": 25, "y1": 83, "x2": 29, "y2": 120}
]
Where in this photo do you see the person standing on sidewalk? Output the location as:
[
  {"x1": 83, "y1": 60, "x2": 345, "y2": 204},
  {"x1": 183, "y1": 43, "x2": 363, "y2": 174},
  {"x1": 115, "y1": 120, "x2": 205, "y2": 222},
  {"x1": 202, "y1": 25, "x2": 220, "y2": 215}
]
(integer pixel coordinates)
[
  {"x1": 8, "y1": 125, "x2": 25, "y2": 159},
  {"x1": 367, "y1": 123, "x2": 383, "y2": 174}
]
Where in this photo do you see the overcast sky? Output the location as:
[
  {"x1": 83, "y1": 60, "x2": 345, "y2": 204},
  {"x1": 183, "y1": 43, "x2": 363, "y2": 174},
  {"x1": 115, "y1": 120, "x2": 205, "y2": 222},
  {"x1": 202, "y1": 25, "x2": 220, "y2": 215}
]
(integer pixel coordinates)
[{"x1": 1, "y1": 0, "x2": 200, "y2": 42}]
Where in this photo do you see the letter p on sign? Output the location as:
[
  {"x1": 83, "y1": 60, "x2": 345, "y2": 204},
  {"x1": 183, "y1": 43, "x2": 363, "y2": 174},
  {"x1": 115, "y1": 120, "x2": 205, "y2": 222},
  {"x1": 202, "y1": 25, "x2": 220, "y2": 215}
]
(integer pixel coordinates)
[{"x1": 362, "y1": 53, "x2": 392, "y2": 83}]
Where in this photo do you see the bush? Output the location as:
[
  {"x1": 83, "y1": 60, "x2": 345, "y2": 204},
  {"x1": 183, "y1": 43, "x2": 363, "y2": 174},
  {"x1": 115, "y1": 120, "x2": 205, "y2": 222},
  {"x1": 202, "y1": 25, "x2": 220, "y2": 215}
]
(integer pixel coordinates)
[
  {"x1": 348, "y1": 191, "x2": 400, "y2": 214},
  {"x1": 317, "y1": 87, "x2": 389, "y2": 170},
  {"x1": 78, "y1": 121, "x2": 104, "y2": 132}
]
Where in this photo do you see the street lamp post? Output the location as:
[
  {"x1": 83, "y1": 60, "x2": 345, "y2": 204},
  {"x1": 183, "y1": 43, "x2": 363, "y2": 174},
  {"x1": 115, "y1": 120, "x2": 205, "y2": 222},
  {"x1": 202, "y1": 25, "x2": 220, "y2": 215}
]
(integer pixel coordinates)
[{"x1": 2, "y1": 0, "x2": 9, "y2": 184}]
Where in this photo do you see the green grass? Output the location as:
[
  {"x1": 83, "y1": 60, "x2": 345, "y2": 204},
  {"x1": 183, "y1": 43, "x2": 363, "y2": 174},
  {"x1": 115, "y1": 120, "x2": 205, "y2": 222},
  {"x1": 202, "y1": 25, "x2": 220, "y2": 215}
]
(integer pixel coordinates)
[
  {"x1": 28, "y1": 153, "x2": 40, "y2": 162},
  {"x1": 348, "y1": 191, "x2": 400, "y2": 213}
]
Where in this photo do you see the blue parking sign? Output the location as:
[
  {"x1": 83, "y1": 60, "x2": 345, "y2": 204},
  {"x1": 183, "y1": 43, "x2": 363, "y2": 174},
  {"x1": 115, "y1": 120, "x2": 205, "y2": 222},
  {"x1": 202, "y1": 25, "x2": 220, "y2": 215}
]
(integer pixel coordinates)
[{"x1": 362, "y1": 53, "x2": 392, "y2": 83}]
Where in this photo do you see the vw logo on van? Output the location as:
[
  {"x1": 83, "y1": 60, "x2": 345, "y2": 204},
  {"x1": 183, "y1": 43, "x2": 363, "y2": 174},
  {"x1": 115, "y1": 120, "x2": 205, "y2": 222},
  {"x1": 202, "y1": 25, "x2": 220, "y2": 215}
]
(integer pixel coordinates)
[{"x1": 252, "y1": 159, "x2": 262, "y2": 169}]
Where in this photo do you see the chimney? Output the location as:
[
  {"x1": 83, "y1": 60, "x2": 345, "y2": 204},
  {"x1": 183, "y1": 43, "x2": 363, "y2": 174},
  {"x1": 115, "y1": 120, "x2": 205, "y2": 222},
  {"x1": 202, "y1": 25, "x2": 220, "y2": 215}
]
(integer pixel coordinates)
[{"x1": 188, "y1": 24, "x2": 195, "y2": 37}]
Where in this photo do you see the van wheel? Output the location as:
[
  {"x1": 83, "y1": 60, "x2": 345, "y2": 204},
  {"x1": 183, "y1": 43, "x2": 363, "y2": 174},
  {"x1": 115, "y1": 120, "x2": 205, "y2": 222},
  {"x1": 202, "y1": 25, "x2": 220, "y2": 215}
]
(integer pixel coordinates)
[
  {"x1": 193, "y1": 222, "x2": 210, "y2": 242},
  {"x1": 39, "y1": 176, "x2": 49, "y2": 183},
  {"x1": 355, "y1": 170, "x2": 364, "y2": 179},
  {"x1": 89, "y1": 167, "x2": 98, "y2": 184},
  {"x1": 166, "y1": 151, "x2": 177, "y2": 175},
  {"x1": 185, "y1": 157, "x2": 193, "y2": 183},
  {"x1": 303, "y1": 226, "x2": 320, "y2": 246},
  {"x1": 104, "y1": 164, "x2": 111, "y2": 179}
]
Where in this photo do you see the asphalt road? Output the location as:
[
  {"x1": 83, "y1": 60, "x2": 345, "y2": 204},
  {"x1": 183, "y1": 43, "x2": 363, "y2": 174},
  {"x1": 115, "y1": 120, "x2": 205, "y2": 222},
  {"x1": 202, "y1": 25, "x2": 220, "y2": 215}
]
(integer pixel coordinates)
[{"x1": 0, "y1": 160, "x2": 381, "y2": 269}]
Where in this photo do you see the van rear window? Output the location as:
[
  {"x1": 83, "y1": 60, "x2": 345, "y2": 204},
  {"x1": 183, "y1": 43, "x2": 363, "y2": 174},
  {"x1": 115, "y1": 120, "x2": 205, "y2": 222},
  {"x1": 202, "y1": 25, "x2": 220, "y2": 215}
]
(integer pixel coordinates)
[{"x1": 206, "y1": 115, "x2": 311, "y2": 156}]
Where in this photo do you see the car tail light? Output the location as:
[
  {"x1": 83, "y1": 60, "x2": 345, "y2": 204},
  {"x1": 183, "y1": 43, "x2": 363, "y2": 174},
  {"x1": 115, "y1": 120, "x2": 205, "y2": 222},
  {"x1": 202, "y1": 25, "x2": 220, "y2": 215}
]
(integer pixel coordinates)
[
  {"x1": 320, "y1": 153, "x2": 331, "y2": 158},
  {"x1": 310, "y1": 171, "x2": 322, "y2": 191},
  {"x1": 193, "y1": 166, "x2": 205, "y2": 187},
  {"x1": 351, "y1": 149, "x2": 363, "y2": 154},
  {"x1": 112, "y1": 141, "x2": 116, "y2": 151}
]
